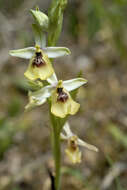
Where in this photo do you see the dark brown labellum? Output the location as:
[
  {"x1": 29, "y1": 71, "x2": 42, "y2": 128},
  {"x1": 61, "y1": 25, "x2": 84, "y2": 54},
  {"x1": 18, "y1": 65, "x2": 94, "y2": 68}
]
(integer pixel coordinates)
[
  {"x1": 32, "y1": 52, "x2": 46, "y2": 67},
  {"x1": 57, "y1": 87, "x2": 68, "y2": 102},
  {"x1": 70, "y1": 139, "x2": 77, "y2": 151}
]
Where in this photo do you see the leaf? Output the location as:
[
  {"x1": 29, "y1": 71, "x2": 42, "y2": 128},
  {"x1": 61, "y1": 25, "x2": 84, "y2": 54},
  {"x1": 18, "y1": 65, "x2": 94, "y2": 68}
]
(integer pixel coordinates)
[
  {"x1": 48, "y1": 0, "x2": 68, "y2": 46},
  {"x1": 109, "y1": 124, "x2": 127, "y2": 147}
]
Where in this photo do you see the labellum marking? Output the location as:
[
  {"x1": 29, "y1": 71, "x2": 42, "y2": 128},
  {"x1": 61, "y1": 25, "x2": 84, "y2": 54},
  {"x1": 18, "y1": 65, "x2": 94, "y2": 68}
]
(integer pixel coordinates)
[
  {"x1": 32, "y1": 52, "x2": 46, "y2": 67},
  {"x1": 57, "y1": 87, "x2": 68, "y2": 103}
]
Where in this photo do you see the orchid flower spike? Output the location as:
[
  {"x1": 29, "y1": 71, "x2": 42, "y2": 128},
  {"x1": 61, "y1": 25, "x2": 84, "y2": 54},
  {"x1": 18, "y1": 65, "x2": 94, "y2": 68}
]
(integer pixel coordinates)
[
  {"x1": 61, "y1": 122, "x2": 99, "y2": 164},
  {"x1": 9, "y1": 20, "x2": 70, "y2": 81},
  {"x1": 25, "y1": 77, "x2": 87, "y2": 118}
]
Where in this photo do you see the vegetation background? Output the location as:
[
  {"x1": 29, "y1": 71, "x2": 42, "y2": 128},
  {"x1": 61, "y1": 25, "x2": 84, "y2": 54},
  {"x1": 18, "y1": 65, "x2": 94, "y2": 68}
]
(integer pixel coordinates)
[{"x1": 0, "y1": 0, "x2": 127, "y2": 189}]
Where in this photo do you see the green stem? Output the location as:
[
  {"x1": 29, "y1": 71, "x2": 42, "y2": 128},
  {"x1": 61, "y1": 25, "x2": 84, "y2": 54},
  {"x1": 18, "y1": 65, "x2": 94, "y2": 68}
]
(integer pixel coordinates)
[
  {"x1": 52, "y1": 123, "x2": 61, "y2": 190},
  {"x1": 50, "y1": 107, "x2": 67, "y2": 190},
  {"x1": 48, "y1": 1, "x2": 68, "y2": 188}
]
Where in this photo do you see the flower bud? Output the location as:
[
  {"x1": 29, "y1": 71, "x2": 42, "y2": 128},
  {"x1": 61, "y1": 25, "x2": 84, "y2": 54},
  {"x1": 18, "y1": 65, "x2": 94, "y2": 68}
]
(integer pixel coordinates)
[{"x1": 30, "y1": 9, "x2": 49, "y2": 30}]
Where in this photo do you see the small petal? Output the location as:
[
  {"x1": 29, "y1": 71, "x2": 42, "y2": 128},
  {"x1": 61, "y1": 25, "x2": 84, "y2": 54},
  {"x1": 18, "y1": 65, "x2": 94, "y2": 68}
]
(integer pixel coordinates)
[
  {"x1": 63, "y1": 78, "x2": 87, "y2": 92},
  {"x1": 30, "y1": 9, "x2": 49, "y2": 30},
  {"x1": 24, "y1": 49, "x2": 54, "y2": 81},
  {"x1": 43, "y1": 47, "x2": 71, "y2": 58},
  {"x1": 32, "y1": 24, "x2": 46, "y2": 48},
  {"x1": 9, "y1": 47, "x2": 35, "y2": 59}
]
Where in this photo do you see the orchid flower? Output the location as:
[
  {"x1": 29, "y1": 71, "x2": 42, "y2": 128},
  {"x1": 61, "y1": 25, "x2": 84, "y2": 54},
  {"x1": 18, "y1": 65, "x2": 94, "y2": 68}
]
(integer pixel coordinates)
[
  {"x1": 9, "y1": 11, "x2": 70, "y2": 81},
  {"x1": 25, "y1": 77, "x2": 87, "y2": 118},
  {"x1": 61, "y1": 122, "x2": 98, "y2": 164}
]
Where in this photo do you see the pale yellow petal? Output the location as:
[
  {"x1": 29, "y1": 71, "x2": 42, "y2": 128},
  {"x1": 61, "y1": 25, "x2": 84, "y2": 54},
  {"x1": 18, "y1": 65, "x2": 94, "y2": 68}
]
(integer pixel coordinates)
[
  {"x1": 68, "y1": 99, "x2": 80, "y2": 115},
  {"x1": 51, "y1": 101, "x2": 69, "y2": 118},
  {"x1": 24, "y1": 66, "x2": 37, "y2": 80},
  {"x1": 65, "y1": 148, "x2": 81, "y2": 164},
  {"x1": 51, "y1": 88, "x2": 80, "y2": 118},
  {"x1": 24, "y1": 52, "x2": 54, "y2": 81}
]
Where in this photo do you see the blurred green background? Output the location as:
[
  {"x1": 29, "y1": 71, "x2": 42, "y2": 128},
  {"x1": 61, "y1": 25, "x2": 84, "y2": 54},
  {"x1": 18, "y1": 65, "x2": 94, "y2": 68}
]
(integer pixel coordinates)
[{"x1": 0, "y1": 0, "x2": 127, "y2": 189}]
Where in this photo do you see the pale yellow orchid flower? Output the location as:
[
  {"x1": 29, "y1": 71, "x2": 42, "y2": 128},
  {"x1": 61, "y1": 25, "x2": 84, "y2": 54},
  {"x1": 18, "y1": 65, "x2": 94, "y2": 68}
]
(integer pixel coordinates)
[
  {"x1": 51, "y1": 81, "x2": 80, "y2": 118},
  {"x1": 61, "y1": 122, "x2": 99, "y2": 164},
  {"x1": 25, "y1": 78, "x2": 87, "y2": 118}
]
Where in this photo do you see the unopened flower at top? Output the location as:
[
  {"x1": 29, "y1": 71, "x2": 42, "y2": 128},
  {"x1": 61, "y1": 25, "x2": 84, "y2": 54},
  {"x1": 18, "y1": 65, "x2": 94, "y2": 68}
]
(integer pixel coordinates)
[
  {"x1": 61, "y1": 122, "x2": 99, "y2": 164},
  {"x1": 25, "y1": 77, "x2": 87, "y2": 118},
  {"x1": 9, "y1": 24, "x2": 70, "y2": 81}
]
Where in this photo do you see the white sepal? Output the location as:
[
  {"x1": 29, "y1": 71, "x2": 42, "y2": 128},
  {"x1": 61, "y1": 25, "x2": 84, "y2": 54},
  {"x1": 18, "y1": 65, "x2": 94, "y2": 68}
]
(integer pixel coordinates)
[
  {"x1": 25, "y1": 97, "x2": 46, "y2": 110},
  {"x1": 77, "y1": 138, "x2": 99, "y2": 152},
  {"x1": 63, "y1": 78, "x2": 87, "y2": 92},
  {"x1": 9, "y1": 47, "x2": 35, "y2": 59},
  {"x1": 63, "y1": 122, "x2": 73, "y2": 137},
  {"x1": 43, "y1": 47, "x2": 71, "y2": 58},
  {"x1": 25, "y1": 91, "x2": 47, "y2": 110},
  {"x1": 30, "y1": 85, "x2": 54, "y2": 101},
  {"x1": 25, "y1": 85, "x2": 54, "y2": 110}
]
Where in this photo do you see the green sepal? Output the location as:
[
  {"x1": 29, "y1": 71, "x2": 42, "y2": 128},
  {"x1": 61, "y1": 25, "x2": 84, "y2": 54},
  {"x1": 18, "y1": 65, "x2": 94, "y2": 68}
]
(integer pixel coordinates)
[{"x1": 32, "y1": 24, "x2": 46, "y2": 48}]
